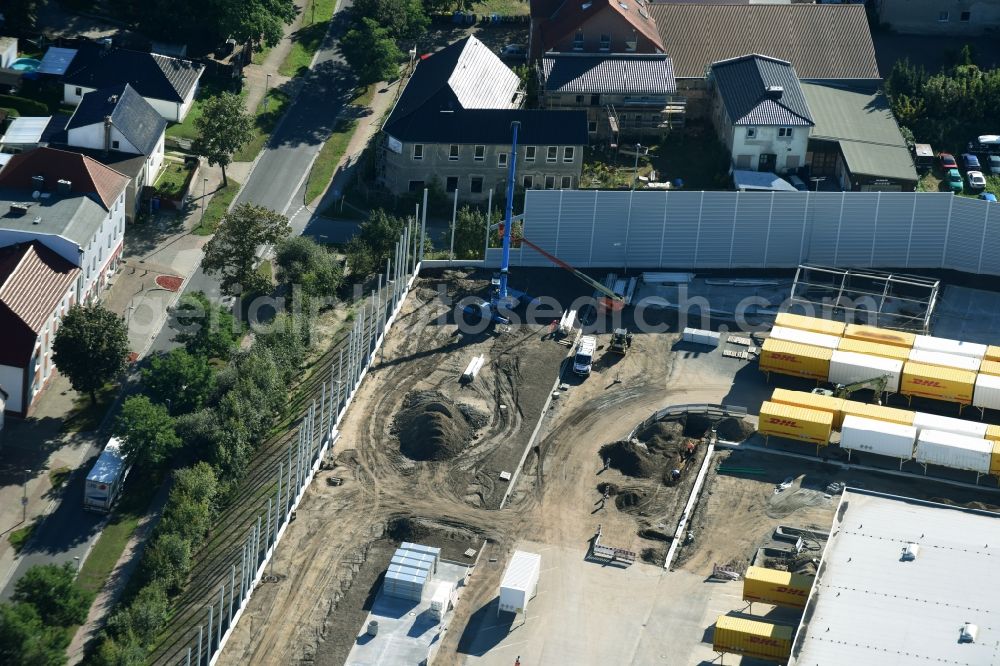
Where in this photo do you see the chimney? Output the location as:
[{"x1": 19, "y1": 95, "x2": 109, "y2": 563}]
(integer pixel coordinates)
[
  {"x1": 104, "y1": 115, "x2": 113, "y2": 154},
  {"x1": 57, "y1": 179, "x2": 72, "y2": 194},
  {"x1": 31, "y1": 174, "x2": 44, "y2": 190},
  {"x1": 108, "y1": 94, "x2": 118, "y2": 105},
  {"x1": 765, "y1": 85, "x2": 784, "y2": 100}
]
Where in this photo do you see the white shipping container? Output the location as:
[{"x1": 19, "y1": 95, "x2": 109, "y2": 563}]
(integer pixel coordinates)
[
  {"x1": 915, "y1": 429, "x2": 993, "y2": 474},
  {"x1": 498, "y1": 550, "x2": 541, "y2": 616},
  {"x1": 911, "y1": 412, "x2": 988, "y2": 438},
  {"x1": 839, "y1": 416, "x2": 917, "y2": 459},
  {"x1": 828, "y1": 351, "x2": 903, "y2": 393},
  {"x1": 770, "y1": 326, "x2": 841, "y2": 350},
  {"x1": 973, "y1": 373, "x2": 1000, "y2": 411},
  {"x1": 429, "y1": 582, "x2": 455, "y2": 622},
  {"x1": 912, "y1": 335, "x2": 987, "y2": 359},
  {"x1": 907, "y1": 348, "x2": 982, "y2": 373},
  {"x1": 682, "y1": 327, "x2": 720, "y2": 347}
]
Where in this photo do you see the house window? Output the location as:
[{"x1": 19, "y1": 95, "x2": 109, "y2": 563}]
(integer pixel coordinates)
[
  {"x1": 498, "y1": 152, "x2": 508, "y2": 168},
  {"x1": 525, "y1": 146, "x2": 536, "y2": 162},
  {"x1": 599, "y1": 34, "x2": 611, "y2": 50},
  {"x1": 449, "y1": 145, "x2": 460, "y2": 160},
  {"x1": 745, "y1": 127, "x2": 757, "y2": 139},
  {"x1": 446, "y1": 176, "x2": 459, "y2": 192},
  {"x1": 561, "y1": 176, "x2": 572, "y2": 189},
  {"x1": 736, "y1": 154, "x2": 752, "y2": 169},
  {"x1": 938, "y1": 10, "x2": 949, "y2": 21},
  {"x1": 408, "y1": 180, "x2": 425, "y2": 192},
  {"x1": 575, "y1": 95, "x2": 584, "y2": 103},
  {"x1": 75, "y1": 87, "x2": 82, "y2": 96},
  {"x1": 563, "y1": 146, "x2": 575, "y2": 162},
  {"x1": 635, "y1": 114, "x2": 643, "y2": 125},
  {"x1": 778, "y1": 127, "x2": 793, "y2": 138},
  {"x1": 470, "y1": 176, "x2": 484, "y2": 193},
  {"x1": 474, "y1": 145, "x2": 485, "y2": 161},
  {"x1": 547, "y1": 146, "x2": 557, "y2": 162},
  {"x1": 961, "y1": 10, "x2": 970, "y2": 21},
  {"x1": 588, "y1": 121, "x2": 598, "y2": 133},
  {"x1": 573, "y1": 31, "x2": 584, "y2": 49},
  {"x1": 523, "y1": 175, "x2": 534, "y2": 188},
  {"x1": 544, "y1": 175, "x2": 555, "y2": 189},
  {"x1": 625, "y1": 38, "x2": 637, "y2": 53},
  {"x1": 412, "y1": 144, "x2": 423, "y2": 160},
  {"x1": 590, "y1": 94, "x2": 600, "y2": 106},
  {"x1": 112, "y1": 140, "x2": 120, "y2": 149}
]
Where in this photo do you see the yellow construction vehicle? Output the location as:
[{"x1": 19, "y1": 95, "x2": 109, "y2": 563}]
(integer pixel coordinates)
[{"x1": 609, "y1": 328, "x2": 634, "y2": 355}]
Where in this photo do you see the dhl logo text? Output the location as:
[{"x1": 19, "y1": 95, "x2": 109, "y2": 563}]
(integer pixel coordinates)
[
  {"x1": 911, "y1": 378, "x2": 944, "y2": 387},
  {"x1": 747, "y1": 637, "x2": 782, "y2": 647},
  {"x1": 770, "y1": 353, "x2": 799, "y2": 362},
  {"x1": 774, "y1": 586, "x2": 808, "y2": 596},
  {"x1": 767, "y1": 418, "x2": 800, "y2": 428}
]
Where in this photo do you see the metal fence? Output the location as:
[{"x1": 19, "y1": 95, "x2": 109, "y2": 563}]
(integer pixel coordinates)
[
  {"x1": 484, "y1": 190, "x2": 999, "y2": 274},
  {"x1": 181, "y1": 221, "x2": 425, "y2": 666}
]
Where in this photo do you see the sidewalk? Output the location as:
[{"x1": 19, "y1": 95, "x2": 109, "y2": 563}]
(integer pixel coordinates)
[{"x1": 242, "y1": 0, "x2": 307, "y2": 116}]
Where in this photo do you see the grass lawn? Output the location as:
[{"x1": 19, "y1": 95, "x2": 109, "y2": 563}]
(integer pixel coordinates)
[
  {"x1": 166, "y1": 77, "x2": 243, "y2": 142},
  {"x1": 63, "y1": 384, "x2": 118, "y2": 433},
  {"x1": 8, "y1": 523, "x2": 36, "y2": 553},
  {"x1": 194, "y1": 178, "x2": 242, "y2": 236},
  {"x1": 470, "y1": 0, "x2": 530, "y2": 15},
  {"x1": 49, "y1": 467, "x2": 72, "y2": 491},
  {"x1": 258, "y1": 259, "x2": 273, "y2": 284},
  {"x1": 154, "y1": 161, "x2": 195, "y2": 199},
  {"x1": 252, "y1": 44, "x2": 273, "y2": 66},
  {"x1": 278, "y1": 0, "x2": 337, "y2": 77},
  {"x1": 305, "y1": 119, "x2": 358, "y2": 203},
  {"x1": 234, "y1": 89, "x2": 291, "y2": 162}
]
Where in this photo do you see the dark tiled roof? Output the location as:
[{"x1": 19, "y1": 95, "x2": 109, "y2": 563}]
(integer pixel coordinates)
[
  {"x1": 0, "y1": 147, "x2": 129, "y2": 210},
  {"x1": 0, "y1": 241, "x2": 79, "y2": 367},
  {"x1": 649, "y1": 3, "x2": 880, "y2": 80},
  {"x1": 66, "y1": 83, "x2": 167, "y2": 155},
  {"x1": 711, "y1": 54, "x2": 813, "y2": 126},
  {"x1": 65, "y1": 45, "x2": 204, "y2": 103},
  {"x1": 540, "y1": 0, "x2": 664, "y2": 54},
  {"x1": 542, "y1": 53, "x2": 676, "y2": 94},
  {"x1": 386, "y1": 108, "x2": 589, "y2": 145}
]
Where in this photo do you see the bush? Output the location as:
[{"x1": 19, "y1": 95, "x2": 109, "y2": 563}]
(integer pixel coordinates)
[
  {"x1": 92, "y1": 633, "x2": 147, "y2": 666},
  {"x1": 0, "y1": 94, "x2": 48, "y2": 117},
  {"x1": 105, "y1": 583, "x2": 168, "y2": 647},
  {"x1": 143, "y1": 349, "x2": 216, "y2": 414},
  {"x1": 138, "y1": 533, "x2": 191, "y2": 594}
]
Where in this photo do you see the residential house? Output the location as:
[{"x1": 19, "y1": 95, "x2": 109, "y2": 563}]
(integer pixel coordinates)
[
  {"x1": 877, "y1": 0, "x2": 1000, "y2": 35},
  {"x1": 62, "y1": 45, "x2": 204, "y2": 122},
  {"x1": 801, "y1": 83, "x2": 918, "y2": 192},
  {"x1": 529, "y1": 0, "x2": 664, "y2": 59},
  {"x1": 648, "y1": 3, "x2": 880, "y2": 115},
  {"x1": 709, "y1": 55, "x2": 813, "y2": 174},
  {"x1": 63, "y1": 83, "x2": 167, "y2": 219},
  {"x1": 0, "y1": 241, "x2": 80, "y2": 417},
  {"x1": 380, "y1": 37, "x2": 588, "y2": 199},
  {"x1": 539, "y1": 53, "x2": 685, "y2": 140},
  {"x1": 0, "y1": 147, "x2": 129, "y2": 303}
]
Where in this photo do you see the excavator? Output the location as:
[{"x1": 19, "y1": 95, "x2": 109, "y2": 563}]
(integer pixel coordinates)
[{"x1": 812, "y1": 374, "x2": 890, "y2": 402}]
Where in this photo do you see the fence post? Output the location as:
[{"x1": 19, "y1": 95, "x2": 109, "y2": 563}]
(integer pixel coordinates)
[
  {"x1": 276, "y1": 462, "x2": 282, "y2": 536},
  {"x1": 320, "y1": 382, "x2": 326, "y2": 442},
  {"x1": 338, "y1": 349, "x2": 344, "y2": 413},
  {"x1": 229, "y1": 565, "x2": 236, "y2": 623},
  {"x1": 198, "y1": 625, "x2": 203, "y2": 666},
  {"x1": 266, "y1": 498, "x2": 273, "y2": 554},
  {"x1": 207, "y1": 606, "x2": 213, "y2": 656},
  {"x1": 217, "y1": 585, "x2": 224, "y2": 647}
]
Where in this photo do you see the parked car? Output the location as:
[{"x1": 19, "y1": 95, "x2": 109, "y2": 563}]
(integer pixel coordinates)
[
  {"x1": 945, "y1": 168, "x2": 964, "y2": 193},
  {"x1": 967, "y1": 170, "x2": 987, "y2": 190},
  {"x1": 980, "y1": 193, "x2": 998, "y2": 202},
  {"x1": 501, "y1": 44, "x2": 527, "y2": 58},
  {"x1": 988, "y1": 155, "x2": 1000, "y2": 175},
  {"x1": 940, "y1": 152, "x2": 958, "y2": 170},
  {"x1": 962, "y1": 153, "x2": 981, "y2": 170}
]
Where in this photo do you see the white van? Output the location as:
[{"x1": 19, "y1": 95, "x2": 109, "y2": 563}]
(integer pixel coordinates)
[
  {"x1": 573, "y1": 336, "x2": 597, "y2": 376},
  {"x1": 84, "y1": 437, "x2": 130, "y2": 512}
]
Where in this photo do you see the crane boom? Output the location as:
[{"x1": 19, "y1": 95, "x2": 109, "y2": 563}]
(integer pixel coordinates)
[{"x1": 519, "y1": 237, "x2": 623, "y2": 303}]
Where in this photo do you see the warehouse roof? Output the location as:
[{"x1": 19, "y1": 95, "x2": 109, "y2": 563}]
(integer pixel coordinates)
[
  {"x1": 648, "y1": 3, "x2": 880, "y2": 80},
  {"x1": 541, "y1": 53, "x2": 676, "y2": 95},
  {"x1": 801, "y1": 83, "x2": 917, "y2": 184},
  {"x1": 711, "y1": 55, "x2": 813, "y2": 126},
  {"x1": 790, "y1": 489, "x2": 1000, "y2": 665}
]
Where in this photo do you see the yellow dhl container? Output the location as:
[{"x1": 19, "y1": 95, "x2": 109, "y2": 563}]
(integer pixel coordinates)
[
  {"x1": 759, "y1": 339, "x2": 833, "y2": 381},
  {"x1": 986, "y1": 345, "x2": 1000, "y2": 363},
  {"x1": 769, "y1": 388, "x2": 846, "y2": 428},
  {"x1": 843, "y1": 324, "x2": 915, "y2": 349},
  {"x1": 839, "y1": 400, "x2": 914, "y2": 426},
  {"x1": 713, "y1": 615, "x2": 793, "y2": 662},
  {"x1": 979, "y1": 360, "x2": 1000, "y2": 377},
  {"x1": 837, "y1": 337, "x2": 911, "y2": 362},
  {"x1": 743, "y1": 566, "x2": 814, "y2": 609},
  {"x1": 758, "y1": 401, "x2": 832, "y2": 445},
  {"x1": 774, "y1": 312, "x2": 846, "y2": 337},
  {"x1": 992, "y1": 441, "x2": 1000, "y2": 475},
  {"x1": 900, "y1": 362, "x2": 976, "y2": 405},
  {"x1": 986, "y1": 425, "x2": 1000, "y2": 442}
]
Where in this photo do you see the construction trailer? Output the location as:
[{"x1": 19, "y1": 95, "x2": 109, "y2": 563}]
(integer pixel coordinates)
[{"x1": 498, "y1": 550, "x2": 540, "y2": 616}]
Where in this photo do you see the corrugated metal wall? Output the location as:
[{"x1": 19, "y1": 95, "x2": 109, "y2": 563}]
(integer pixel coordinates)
[{"x1": 486, "y1": 190, "x2": 998, "y2": 273}]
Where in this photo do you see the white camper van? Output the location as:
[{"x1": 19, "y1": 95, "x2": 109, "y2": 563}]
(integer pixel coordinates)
[{"x1": 84, "y1": 437, "x2": 130, "y2": 512}]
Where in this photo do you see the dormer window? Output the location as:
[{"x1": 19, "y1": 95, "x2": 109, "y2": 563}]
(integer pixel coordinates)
[
  {"x1": 599, "y1": 34, "x2": 611, "y2": 51},
  {"x1": 573, "y1": 31, "x2": 584, "y2": 50}
]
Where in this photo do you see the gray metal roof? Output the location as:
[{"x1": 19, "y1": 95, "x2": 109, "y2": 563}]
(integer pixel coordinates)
[
  {"x1": 541, "y1": 54, "x2": 677, "y2": 95},
  {"x1": 790, "y1": 489, "x2": 1000, "y2": 665},
  {"x1": 66, "y1": 83, "x2": 167, "y2": 156},
  {"x1": 0, "y1": 189, "x2": 109, "y2": 248},
  {"x1": 1, "y1": 117, "x2": 51, "y2": 145},
  {"x1": 711, "y1": 54, "x2": 813, "y2": 126}
]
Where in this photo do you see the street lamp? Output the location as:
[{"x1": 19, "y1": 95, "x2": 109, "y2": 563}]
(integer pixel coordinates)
[
  {"x1": 264, "y1": 74, "x2": 272, "y2": 111},
  {"x1": 22, "y1": 469, "x2": 29, "y2": 522},
  {"x1": 201, "y1": 177, "x2": 209, "y2": 225},
  {"x1": 631, "y1": 143, "x2": 643, "y2": 191}
]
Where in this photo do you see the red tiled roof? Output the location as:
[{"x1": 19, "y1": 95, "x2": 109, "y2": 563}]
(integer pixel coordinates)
[
  {"x1": 540, "y1": 0, "x2": 665, "y2": 54},
  {"x1": 0, "y1": 242, "x2": 79, "y2": 367},
  {"x1": 0, "y1": 147, "x2": 129, "y2": 210}
]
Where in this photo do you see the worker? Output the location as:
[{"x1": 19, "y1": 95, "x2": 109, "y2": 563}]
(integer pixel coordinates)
[{"x1": 515, "y1": 657, "x2": 521, "y2": 666}]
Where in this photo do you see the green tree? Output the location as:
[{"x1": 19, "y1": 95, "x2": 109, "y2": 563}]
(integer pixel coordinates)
[
  {"x1": 115, "y1": 396, "x2": 182, "y2": 473},
  {"x1": 175, "y1": 408, "x2": 224, "y2": 461},
  {"x1": 0, "y1": 602, "x2": 68, "y2": 666},
  {"x1": 352, "y1": 0, "x2": 428, "y2": 39},
  {"x1": 202, "y1": 203, "x2": 291, "y2": 297},
  {"x1": 143, "y1": 349, "x2": 216, "y2": 414},
  {"x1": 92, "y1": 633, "x2": 146, "y2": 666},
  {"x1": 192, "y1": 92, "x2": 254, "y2": 188},
  {"x1": 171, "y1": 292, "x2": 242, "y2": 359},
  {"x1": 104, "y1": 583, "x2": 168, "y2": 647},
  {"x1": 52, "y1": 305, "x2": 129, "y2": 405},
  {"x1": 3, "y1": 0, "x2": 38, "y2": 34},
  {"x1": 341, "y1": 18, "x2": 403, "y2": 85},
  {"x1": 13, "y1": 563, "x2": 93, "y2": 627},
  {"x1": 453, "y1": 206, "x2": 490, "y2": 259},
  {"x1": 255, "y1": 313, "x2": 309, "y2": 381},
  {"x1": 138, "y1": 533, "x2": 191, "y2": 594},
  {"x1": 156, "y1": 464, "x2": 218, "y2": 547},
  {"x1": 345, "y1": 208, "x2": 404, "y2": 277},
  {"x1": 275, "y1": 236, "x2": 344, "y2": 298},
  {"x1": 219, "y1": 0, "x2": 297, "y2": 47}
]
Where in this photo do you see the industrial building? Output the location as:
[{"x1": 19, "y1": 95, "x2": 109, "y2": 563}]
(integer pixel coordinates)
[{"x1": 789, "y1": 489, "x2": 1000, "y2": 665}]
